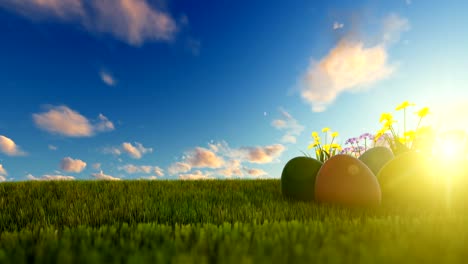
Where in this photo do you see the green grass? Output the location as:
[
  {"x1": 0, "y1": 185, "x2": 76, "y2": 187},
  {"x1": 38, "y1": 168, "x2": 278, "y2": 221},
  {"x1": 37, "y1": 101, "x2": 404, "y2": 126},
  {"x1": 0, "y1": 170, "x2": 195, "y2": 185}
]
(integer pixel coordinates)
[{"x1": 1, "y1": 180, "x2": 468, "y2": 263}]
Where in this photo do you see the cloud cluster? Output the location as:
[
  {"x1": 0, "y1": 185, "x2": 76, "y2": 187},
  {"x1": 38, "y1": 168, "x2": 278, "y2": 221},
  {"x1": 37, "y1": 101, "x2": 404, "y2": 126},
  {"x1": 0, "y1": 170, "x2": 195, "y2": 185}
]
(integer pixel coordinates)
[
  {"x1": 0, "y1": 135, "x2": 27, "y2": 156},
  {"x1": 301, "y1": 13, "x2": 409, "y2": 112},
  {"x1": 118, "y1": 164, "x2": 164, "y2": 176},
  {"x1": 0, "y1": 0, "x2": 178, "y2": 46},
  {"x1": 33, "y1": 106, "x2": 114, "y2": 137},
  {"x1": 27, "y1": 174, "x2": 75, "y2": 181},
  {"x1": 271, "y1": 109, "x2": 304, "y2": 144},
  {"x1": 168, "y1": 141, "x2": 284, "y2": 179},
  {"x1": 60, "y1": 157, "x2": 87, "y2": 173},
  {"x1": 91, "y1": 170, "x2": 121, "y2": 181}
]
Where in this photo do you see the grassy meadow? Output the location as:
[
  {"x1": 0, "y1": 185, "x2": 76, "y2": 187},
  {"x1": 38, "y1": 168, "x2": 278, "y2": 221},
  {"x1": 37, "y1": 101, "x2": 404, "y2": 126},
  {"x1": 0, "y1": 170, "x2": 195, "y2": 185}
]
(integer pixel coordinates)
[{"x1": 2, "y1": 179, "x2": 468, "y2": 263}]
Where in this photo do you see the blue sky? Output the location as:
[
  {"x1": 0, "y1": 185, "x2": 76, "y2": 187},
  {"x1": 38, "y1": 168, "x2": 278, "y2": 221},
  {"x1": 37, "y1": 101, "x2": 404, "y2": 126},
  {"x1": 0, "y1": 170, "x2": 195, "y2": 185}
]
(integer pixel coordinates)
[{"x1": 1, "y1": 0, "x2": 468, "y2": 181}]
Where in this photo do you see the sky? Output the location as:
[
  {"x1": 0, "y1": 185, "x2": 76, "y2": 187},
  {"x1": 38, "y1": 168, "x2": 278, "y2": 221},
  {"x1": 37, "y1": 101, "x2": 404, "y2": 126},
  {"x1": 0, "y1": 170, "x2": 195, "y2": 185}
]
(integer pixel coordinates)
[{"x1": 1, "y1": 0, "x2": 468, "y2": 181}]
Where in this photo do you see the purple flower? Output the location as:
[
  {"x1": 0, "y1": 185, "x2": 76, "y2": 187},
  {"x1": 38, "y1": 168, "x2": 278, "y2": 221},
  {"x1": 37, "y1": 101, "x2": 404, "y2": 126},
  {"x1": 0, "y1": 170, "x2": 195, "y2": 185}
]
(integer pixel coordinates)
[
  {"x1": 345, "y1": 137, "x2": 358, "y2": 145},
  {"x1": 359, "y1": 133, "x2": 373, "y2": 140}
]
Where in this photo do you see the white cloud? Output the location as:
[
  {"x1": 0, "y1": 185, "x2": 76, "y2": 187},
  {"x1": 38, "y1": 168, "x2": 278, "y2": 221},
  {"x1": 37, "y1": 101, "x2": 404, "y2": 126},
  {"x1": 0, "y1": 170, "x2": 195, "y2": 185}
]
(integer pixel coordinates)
[
  {"x1": 0, "y1": 175, "x2": 5, "y2": 182},
  {"x1": 0, "y1": 135, "x2": 27, "y2": 156},
  {"x1": 153, "y1": 166, "x2": 164, "y2": 177},
  {"x1": 245, "y1": 168, "x2": 268, "y2": 177},
  {"x1": 236, "y1": 144, "x2": 285, "y2": 164},
  {"x1": 0, "y1": 0, "x2": 178, "y2": 46},
  {"x1": 140, "y1": 175, "x2": 158, "y2": 180},
  {"x1": 91, "y1": 170, "x2": 121, "y2": 180},
  {"x1": 301, "y1": 14, "x2": 409, "y2": 112},
  {"x1": 27, "y1": 174, "x2": 75, "y2": 181},
  {"x1": 179, "y1": 170, "x2": 213, "y2": 180},
  {"x1": 215, "y1": 159, "x2": 243, "y2": 177},
  {"x1": 48, "y1": 144, "x2": 58, "y2": 150},
  {"x1": 118, "y1": 164, "x2": 163, "y2": 175},
  {"x1": 122, "y1": 142, "x2": 153, "y2": 159},
  {"x1": 333, "y1": 21, "x2": 344, "y2": 30},
  {"x1": 33, "y1": 105, "x2": 115, "y2": 137},
  {"x1": 60, "y1": 157, "x2": 87, "y2": 173},
  {"x1": 271, "y1": 108, "x2": 304, "y2": 144},
  {"x1": 0, "y1": 164, "x2": 7, "y2": 175},
  {"x1": 170, "y1": 141, "x2": 286, "y2": 179},
  {"x1": 100, "y1": 71, "x2": 116, "y2": 86},
  {"x1": 168, "y1": 162, "x2": 191, "y2": 175},
  {"x1": 185, "y1": 147, "x2": 224, "y2": 168}
]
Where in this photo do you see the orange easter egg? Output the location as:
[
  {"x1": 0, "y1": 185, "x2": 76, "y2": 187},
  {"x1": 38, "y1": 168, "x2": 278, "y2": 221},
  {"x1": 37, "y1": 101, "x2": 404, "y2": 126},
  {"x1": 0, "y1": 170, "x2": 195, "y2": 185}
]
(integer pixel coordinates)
[{"x1": 315, "y1": 154, "x2": 381, "y2": 207}]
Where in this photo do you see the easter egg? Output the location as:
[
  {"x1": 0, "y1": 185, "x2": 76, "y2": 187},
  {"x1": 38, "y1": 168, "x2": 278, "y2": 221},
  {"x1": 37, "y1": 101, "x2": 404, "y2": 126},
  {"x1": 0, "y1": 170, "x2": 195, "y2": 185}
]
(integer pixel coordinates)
[
  {"x1": 281, "y1": 156, "x2": 322, "y2": 201},
  {"x1": 358, "y1": 147, "x2": 394, "y2": 176},
  {"x1": 315, "y1": 154, "x2": 381, "y2": 207},
  {"x1": 377, "y1": 151, "x2": 436, "y2": 205}
]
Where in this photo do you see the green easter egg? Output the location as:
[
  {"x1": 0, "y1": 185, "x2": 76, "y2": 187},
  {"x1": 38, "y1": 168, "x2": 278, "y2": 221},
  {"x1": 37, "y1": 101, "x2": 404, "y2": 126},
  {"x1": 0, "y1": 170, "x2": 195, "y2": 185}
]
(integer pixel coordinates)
[
  {"x1": 281, "y1": 156, "x2": 322, "y2": 201},
  {"x1": 359, "y1": 147, "x2": 394, "y2": 176},
  {"x1": 377, "y1": 151, "x2": 436, "y2": 205}
]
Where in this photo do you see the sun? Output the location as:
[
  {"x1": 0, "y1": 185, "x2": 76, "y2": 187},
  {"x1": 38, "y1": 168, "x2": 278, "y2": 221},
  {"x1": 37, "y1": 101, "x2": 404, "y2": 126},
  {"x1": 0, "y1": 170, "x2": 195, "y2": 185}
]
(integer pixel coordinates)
[{"x1": 433, "y1": 130, "x2": 468, "y2": 163}]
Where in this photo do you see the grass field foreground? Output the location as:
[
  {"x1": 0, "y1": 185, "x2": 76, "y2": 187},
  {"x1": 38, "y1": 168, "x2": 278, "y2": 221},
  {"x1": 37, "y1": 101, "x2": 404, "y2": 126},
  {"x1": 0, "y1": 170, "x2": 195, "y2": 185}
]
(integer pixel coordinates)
[{"x1": 2, "y1": 180, "x2": 468, "y2": 263}]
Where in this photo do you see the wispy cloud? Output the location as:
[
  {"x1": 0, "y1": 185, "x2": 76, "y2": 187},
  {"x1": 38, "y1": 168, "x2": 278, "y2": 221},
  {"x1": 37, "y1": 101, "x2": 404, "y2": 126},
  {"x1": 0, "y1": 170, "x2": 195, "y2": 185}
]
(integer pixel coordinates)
[
  {"x1": 271, "y1": 108, "x2": 304, "y2": 144},
  {"x1": 0, "y1": 0, "x2": 178, "y2": 46},
  {"x1": 236, "y1": 144, "x2": 285, "y2": 164},
  {"x1": 301, "y1": 13, "x2": 409, "y2": 112},
  {"x1": 0, "y1": 176, "x2": 5, "y2": 182},
  {"x1": 91, "y1": 170, "x2": 121, "y2": 181},
  {"x1": 118, "y1": 164, "x2": 164, "y2": 176},
  {"x1": 60, "y1": 157, "x2": 86, "y2": 173},
  {"x1": 167, "y1": 162, "x2": 191, "y2": 175},
  {"x1": 245, "y1": 168, "x2": 267, "y2": 177},
  {"x1": 33, "y1": 105, "x2": 114, "y2": 137},
  {"x1": 0, "y1": 164, "x2": 7, "y2": 176},
  {"x1": 100, "y1": 70, "x2": 116, "y2": 86},
  {"x1": 179, "y1": 170, "x2": 213, "y2": 180},
  {"x1": 0, "y1": 135, "x2": 27, "y2": 156},
  {"x1": 121, "y1": 142, "x2": 153, "y2": 159},
  {"x1": 27, "y1": 174, "x2": 75, "y2": 181},
  {"x1": 139, "y1": 175, "x2": 158, "y2": 180}
]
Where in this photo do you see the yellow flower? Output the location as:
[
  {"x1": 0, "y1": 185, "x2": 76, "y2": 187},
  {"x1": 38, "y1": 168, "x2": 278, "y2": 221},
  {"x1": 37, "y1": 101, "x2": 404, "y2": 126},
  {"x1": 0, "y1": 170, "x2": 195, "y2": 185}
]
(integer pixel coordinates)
[
  {"x1": 374, "y1": 128, "x2": 386, "y2": 141},
  {"x1": 379, "y1": 112, "x2": 393, "y2": 123},
  {"x1": 331, "y1": 131, "x2": 339, "y2": 138},
  {"x1": 322, "y1": 127, "x2": 330, "y2": 133},
  {"x1": 308, "y1": 142, "x2": 319, "y2": 149},
  {"x1": 382, "y1": 118, "x2": 397, "y2": 130},
  {"x1": 416, "y1": 107, "x2": 430, "y2": 118},
  {"x1": 311, "y1": 131, "x2": 319, "y2": 138},
  {"x1": 395, "y1": 101, "x2": 415, "y2": 111},
  {"x1": 404, "y1": 130, "x2": 416, "y2": 139},
  {"x1": 331, "y1": 143, "x2": 342, "y2": 151},
  {"x1": 323, "y1": 144, "x2": 331, "y2": 154}
]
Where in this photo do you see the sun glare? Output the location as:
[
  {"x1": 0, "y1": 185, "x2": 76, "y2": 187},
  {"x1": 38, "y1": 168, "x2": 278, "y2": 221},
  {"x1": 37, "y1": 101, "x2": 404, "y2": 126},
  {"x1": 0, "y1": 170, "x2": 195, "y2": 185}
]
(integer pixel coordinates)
[{"x1": 433, "y1": 130, "x2": 468, "y2": 163}]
